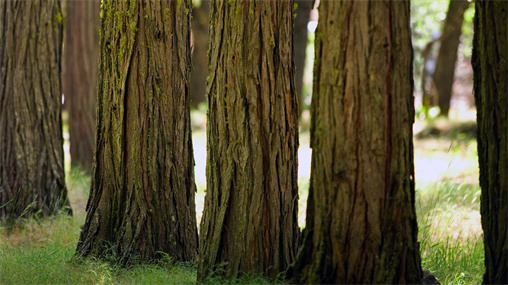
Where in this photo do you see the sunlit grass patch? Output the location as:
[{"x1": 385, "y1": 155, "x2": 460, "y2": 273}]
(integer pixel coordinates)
[
  {"x1": 0, "y1": 213, "x2": 79, "y2": 248},
  {"x1": 418, "y1": 216, "x2": 484, "y2": 285},
  {"x1": 65, "y1": 167, "x2": 91, "y2": 220},
  {"x1": 417, "y1": 179, "x2": 484, "y2": 285},
  {"x1": 0, "y1": 213, "x2": 80, "y2": 284},
  {"x1": 414, "y1": 138, "x2": 478, "y2": 185},
  {"x1": 420, "y1": 231, "x2": 484, "y2": 285},
  {"x1": 414, "y1": 124, "x2": 484, "y2": 285},
  {"x1": 0, "y1": 214, "x2": 197, "y2": 284},
  {"x1": 297, "y1": 179, "x2": 309, "y2": 228}
]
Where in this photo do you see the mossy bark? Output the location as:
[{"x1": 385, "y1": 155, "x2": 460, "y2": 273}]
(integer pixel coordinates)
[
  {"x1": 75, "y1": 0, "x2": 197, "y2": 264},
  {"x1": 473, "y1": 1, "x2": 508, "y2": 284},
  {"x1": 63, "y1": 0, "x2": 100, "y2": 172},
  {"x1": 286, "y1": 1, "x2": 422, "y2": 283},
  {"x1": 0, "y1": 0, "x2": 71, "y2": 221},
  {"x1": 198, "y1": 0, "x2": 299, "y2": 280}
]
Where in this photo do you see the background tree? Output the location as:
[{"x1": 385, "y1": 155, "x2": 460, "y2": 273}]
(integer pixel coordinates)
[
  {"x1": 432, "y1": 0, "x2": 470, "y2": 117},
  {"x1": 198, "y1": 0, "x2": 299, "y2": 279},
  {"x1": 75, "y1": 0, "x2": 198, "y2": 264},
  {"x1": 294, "y1": 0, "x2": 312, "y2": 114},
  {"x1": 472, "y1": 1, "x2": 508, "y2": 283},
  {"x1": 286, "y1": 1, "x2": 422, "y2": 283},
  {"x1": 0, "y1": 0, "x2": 72, "y2": 221},
  {"x1": 190, "y1": 0, "x2": 209, "y2": 108},
  {"x1": 63, "y1": 0, "x2": 100, "y2": 172}
]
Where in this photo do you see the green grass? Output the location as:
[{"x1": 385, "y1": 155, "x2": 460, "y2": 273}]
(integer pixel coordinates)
[
  {"x1": 415, "y1": 133, "x2": 485, "y2": 284},
  {"x1": 0, "y1": 122, "x2": 485, "y2": 284},
  {"x1": 417, "y1": 180, "x2": 485, "y2": 284},
  {"x1": 0, "y1": 209, "x2": 268, "y2": 284},
  {"x1": 0, "y1": 171, "x2": 197, "y2": 285},
  {"x1": 200, "y1": 271, "x2": 277, "y2": 284}
]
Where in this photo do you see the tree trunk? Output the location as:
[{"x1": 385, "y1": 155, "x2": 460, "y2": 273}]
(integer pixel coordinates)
[
  {"x1": 473, "y1": 1, "x2": 508, "y2": 284},
  {"x1": 432, "y1": 0, "x2": 470, "y2": 117},
  {"x1": 0, "y1": 0, "x2": 72, "y2": 221},
  {"x1": 294, "y1": 0, "x2": 312, "y2": 113},
  {"x1": 198, "y1": 0, "x2": 299, "y2": 280},
  {"x1": 286, "y1": 1, "x2": 422, "y2": 283},
  {"x1": 189, "y1": 0, "x2": 209, "y2": 108},
  {"x1": 63, "y1": 0, "x2": 100, "y2": 172},
  {"x1": 75, "y1": 0, "x2": 198, "y2": 264}
]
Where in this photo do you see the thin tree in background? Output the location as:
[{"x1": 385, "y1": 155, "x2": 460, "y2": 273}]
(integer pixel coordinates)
[
  {"x1": 75, "y1": 0, "x2": 197, "y2": 264},
  {"x1": 190, "y1": 0, "x2": 209, "y2": 107},
  {"x1": 63, "y1": 0, "x2": 100, "y2": 172},
  {"x1": 0, "y1": 0, "x2": 72, "y2": 221},
  {"x1": 287, "y1": 1, "x2": 422, "y2": 283},
  {"x1": 198, "y1": 0, "x2": 299, "y2": 279},
  {"x1": 473, "y1": 1, "x2": 508, "y2": 283},
  {"x1": 432, "y1": 0, "x2": 470, "y2": 117},
  {"x1": 294, "y1": 0, "x2": 312, "y2": 114}
]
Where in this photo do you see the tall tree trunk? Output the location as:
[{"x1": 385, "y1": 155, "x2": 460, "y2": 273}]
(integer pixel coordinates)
[
  {"x1": 0, "y1": 0, "x2": 72, "y2": 221},
  {"x1": 294, "y1": 0, "x2": 312, "y2": 113},
  {"x1": 63, "y1": 0, "x2": 100, "y2": 172},
  {"x1": 189, "y1": 0, "x2": 209, "y2": 108},
  {"x1": 473, "y1": 1, "x2": 508, "y2": 284},
  {"x1": 75, "y1": 0, "x2": 198, "y2": 264},
  {"x1": 286, "y1": 1, "x2": 422, "y2": 283},
  {"x1": 432, "y1": 0, "x2": 470, "y2": 117},
  {"x1": 198, "y1": 0, "x2": 299, "y2": 280}
]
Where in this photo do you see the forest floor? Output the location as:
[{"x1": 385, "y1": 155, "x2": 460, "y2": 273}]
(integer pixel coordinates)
[
  {"x1": 0, "y1": 108, "x2": 483, "y2": 284},
  {"x1": 412, "y1": 112, "x2": 484, "y2": 284}
]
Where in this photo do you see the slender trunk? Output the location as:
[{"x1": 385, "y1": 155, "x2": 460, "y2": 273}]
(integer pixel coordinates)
[
  {"x1": 63, "y1": 0, "x2": 100, "y2": 172},
  {"x1": 198, "y1": 0, "x2": 299, "y2": 279},
  {"x1": 0, "y1": 0, "x2": 71, "y2": 221},
  {"x1": 287, "y1": 1, "x2": 421, "y2": 283},
  {"x1": 190, "y1": 0, "x2": 209, "y2": 108},
  {"x1": 75, "y1": 0, "x2": 197, "y2": 264},
  {"x1": 432, "y1": 0, "x2": 470, "y2": 117},
  {"x1": 473, "y1": 1, "x2": 508, "y2": 284},
  {"x1": 294, "y1": 0, "x2": 312, "y2": 113}
]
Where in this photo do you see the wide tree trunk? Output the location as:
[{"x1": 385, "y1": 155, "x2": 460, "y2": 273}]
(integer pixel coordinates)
[
  {"x1": 75, "y1": 0, "x2": 198, "y2": 264},
  {"x1": 294, "y1": 0, "x2": 312, "y2": 113},
  {"x1": 432, "y1": 0, "x2": 470, "y2": 117},
  {"x1": 286, "y1": 1, "x2": 422, "y2": 284},
  {"x1": 63, "y1": 0, "x2": 100, "y2": 172},
  {"x1": 198, "y1": 0, "x2": 299, "y2": 280},
  {"x1": 473, "y1": 1, "x2": 508, "y2": 284},
  {"x1": 189, "y1": 0, "x2": 209, "y2": 108},
  {"x1": 0, "y1": 0, "x2": 72, "y2": 221}
]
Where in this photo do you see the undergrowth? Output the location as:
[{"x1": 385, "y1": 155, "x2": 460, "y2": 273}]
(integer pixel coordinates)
[
  {"x1": 417, "y1": 181, "x2": 485, "y2": 285},
  {"x1": 415, "y1": 136, "x2": 485, "y2": 285},
  {"x1": 0, "y1": 212, "x2": 197, "y2": 284},
  {"x1": 0, "y1": 131, "x2": 485, "y2": 284}
]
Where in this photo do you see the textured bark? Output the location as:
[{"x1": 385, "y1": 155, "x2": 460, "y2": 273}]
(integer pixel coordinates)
[
  {"x1": 473, "y1": 1, "x2": 508, "y2": 284},
  {"x1": 432, "y1": 0, "x2": 470, "y2": 117},
  {"x1": 63, "y1": 0, "x2": 100, "y2": 172},
  {"x1": 0, "y1": 0, "x2": 71, "y2": 221},
  {"x1": 294, "y1": 0, "x2": 312, "y2": 113},
  {"x1": 75, "y1": 0, "x2": 198, "y2": 264},
  {"x1": 198, "y1": 0, "x2": 299, "y2": 280},
  {"x1": 286, "y1": 1, "x2": 421, "y2": 284},
  {"x1": 189, "y1": 0, "x2": 209, "y2": 107}
]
